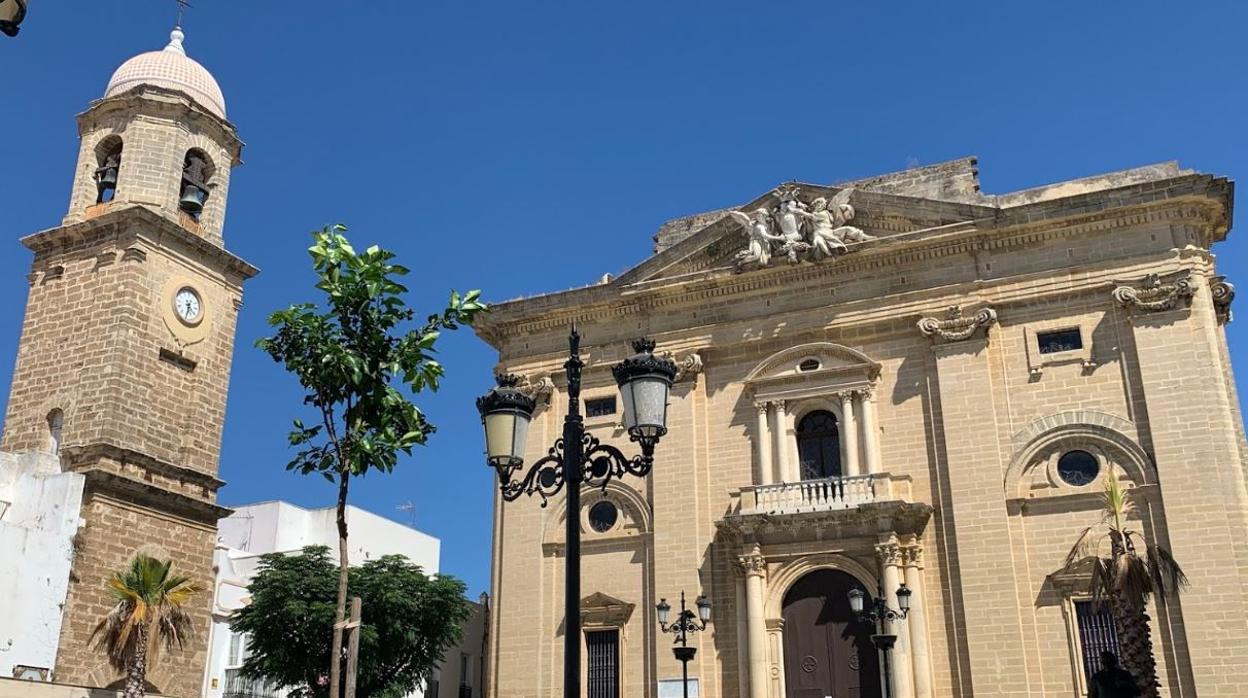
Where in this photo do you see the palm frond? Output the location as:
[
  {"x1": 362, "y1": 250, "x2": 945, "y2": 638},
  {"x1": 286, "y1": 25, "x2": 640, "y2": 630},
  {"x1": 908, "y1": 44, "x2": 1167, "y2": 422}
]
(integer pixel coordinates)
[
  {"x1": 1147, "y1": 544, "x2": 1189, "y2": 596},
  {"x1": 1064, "y1": 526, "x2": 1100, "y2": 569}
]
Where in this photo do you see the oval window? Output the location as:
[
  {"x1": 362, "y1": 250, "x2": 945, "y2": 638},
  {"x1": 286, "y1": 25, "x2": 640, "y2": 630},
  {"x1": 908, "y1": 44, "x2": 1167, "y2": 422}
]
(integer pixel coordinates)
[
  {"x1": 1057, "y1": 450, "x2": 1100, "y2": 486},
  {"x1": 588, "y1": 501, "x2": 618, "y2": 533}
]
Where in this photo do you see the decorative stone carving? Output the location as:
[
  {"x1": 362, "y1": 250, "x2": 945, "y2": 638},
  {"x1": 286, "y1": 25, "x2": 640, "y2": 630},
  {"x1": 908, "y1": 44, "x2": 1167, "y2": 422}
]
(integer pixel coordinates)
[
  {"x1": 875, "y1": 541, "x2": 902, "y2": 567},
  {"x1": 516, "y1": 373, "x2": 555, "y2": 404},
  {"x1": 727, "y1": 185, "x2": 873, "y2": 271},
  {"x1": 917, "y1": 305, "x2": 998, "y2": 342},
  {"x1": 1111, "y1": 272, "x2": 1196, "y2": 313},
  {"x1": 1212, "y1": 275, "x2": 1235, "y2": 324},
  {"x1": 662, "y1": 351, "x2": 704, "y2": 382},
  {"x1": 900, "y1": 544, "x2": 924, "y2": 569},
  {"x1": 737, "y1": 547, "x2": 768, "y2": 577}
]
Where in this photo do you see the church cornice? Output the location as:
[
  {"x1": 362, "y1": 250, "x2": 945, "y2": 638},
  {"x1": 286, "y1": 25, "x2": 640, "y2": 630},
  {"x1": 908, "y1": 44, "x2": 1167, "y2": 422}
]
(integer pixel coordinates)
[
  {"x1": 21, "y1": 205, "x2": 259, "y2": 281},
  {"x1": 475, "y1": 182, "x2": 1228, "y2": 349},
  {"x1": 60, "y1": 442, "x2": 226, "y2": 492}
]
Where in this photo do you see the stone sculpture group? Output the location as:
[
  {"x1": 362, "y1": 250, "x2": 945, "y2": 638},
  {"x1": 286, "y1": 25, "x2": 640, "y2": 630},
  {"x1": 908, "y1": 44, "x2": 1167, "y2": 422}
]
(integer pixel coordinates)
[{"x1": 728, "y1": 186, "x2": 873, "y2": 270}]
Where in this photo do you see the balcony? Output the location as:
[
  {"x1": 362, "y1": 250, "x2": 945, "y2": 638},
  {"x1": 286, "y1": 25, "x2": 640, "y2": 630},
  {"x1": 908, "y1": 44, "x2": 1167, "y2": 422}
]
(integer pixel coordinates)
[
  {"x1": 720, "y1": 472, "x2": 930, "y2": 545},
  {"x1": 738, "y1": 472, "x2": 912, "y2": 515},
  {"x1": 223, "y1": 668, "x2": 281, "y2": 698}
]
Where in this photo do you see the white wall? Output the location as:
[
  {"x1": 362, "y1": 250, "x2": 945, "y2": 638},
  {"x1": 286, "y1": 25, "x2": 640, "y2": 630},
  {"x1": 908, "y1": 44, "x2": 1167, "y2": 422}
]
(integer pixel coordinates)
[
  {"x1": 0, "y1": 452, "x2": 84, "y2": 680},
  {"x1": 205, "y1": 501, "x2": 441, "y2": 698}
]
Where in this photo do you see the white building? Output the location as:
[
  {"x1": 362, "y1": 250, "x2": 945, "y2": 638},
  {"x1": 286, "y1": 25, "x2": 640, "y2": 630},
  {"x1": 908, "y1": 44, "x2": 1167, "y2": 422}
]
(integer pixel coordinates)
[
  {"x1": 0, "y1": 451, "x2": 83, "y2": 683},
  {"x1": 203, "y1": 501, "x2": 441, "y2": 698}
]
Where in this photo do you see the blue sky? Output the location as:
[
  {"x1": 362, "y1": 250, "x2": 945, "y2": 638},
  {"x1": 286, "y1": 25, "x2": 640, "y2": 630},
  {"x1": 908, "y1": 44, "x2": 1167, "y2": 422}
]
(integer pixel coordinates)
[{"x1": 1, "y1": 1, "x2": 1245, "y2": 597}]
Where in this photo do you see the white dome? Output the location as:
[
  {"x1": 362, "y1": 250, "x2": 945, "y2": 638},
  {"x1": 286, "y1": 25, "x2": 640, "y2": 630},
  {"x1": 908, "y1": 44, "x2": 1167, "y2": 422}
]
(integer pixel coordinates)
[{"x1": 104, "y1": 28, "x2": 226, "y2": 119}]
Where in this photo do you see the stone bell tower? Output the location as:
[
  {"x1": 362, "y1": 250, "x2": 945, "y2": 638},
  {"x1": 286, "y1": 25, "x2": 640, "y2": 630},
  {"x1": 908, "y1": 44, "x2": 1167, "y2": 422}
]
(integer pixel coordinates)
[{"x1": 0, "y1": 27, "x2": 256, "y2": 695}]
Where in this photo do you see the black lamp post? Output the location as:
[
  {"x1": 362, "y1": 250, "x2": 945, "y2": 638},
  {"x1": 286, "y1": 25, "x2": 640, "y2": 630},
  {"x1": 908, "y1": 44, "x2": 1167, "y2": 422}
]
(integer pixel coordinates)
[
  {"x1": 656, "y1": 592, "x2": 711, "y2": 698},
  {"x1": 479, "y1": 327, "x2": 678, "y2": 698},
  {"x1": 0, "y1": 0, "x2": 27, "y2": 37},
  {"x1": 848, "y1": 584, "x2": 912, "y2": 698}
]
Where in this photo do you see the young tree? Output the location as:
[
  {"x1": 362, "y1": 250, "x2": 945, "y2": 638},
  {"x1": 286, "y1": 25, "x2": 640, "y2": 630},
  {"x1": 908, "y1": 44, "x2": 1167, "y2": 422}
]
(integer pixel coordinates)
[
  {"x1": 90, "y1": 554, "x2": 203, "y2": 698},
  {"x1": 230, "y1": 546, "x2": 472, "y2": 698},
  {"x1": 1063, "y1": 473, "x2": 1187, "y2": 698},
  {"x1": 257, "y1": 225, "x2": 484, "y2": 698}
]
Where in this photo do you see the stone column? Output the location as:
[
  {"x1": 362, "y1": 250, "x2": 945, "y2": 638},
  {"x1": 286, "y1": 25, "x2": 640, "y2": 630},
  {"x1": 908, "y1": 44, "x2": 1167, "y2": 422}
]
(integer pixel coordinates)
[
  {"x1": 878, "y1": 541, "x2": 914, "y2": 698},
  {"x1": 839, "y1": 391, "x2": 860, "y2": 476},
  {"x1": 901, "y1": 542, "x2": 933, "y2": 698},
  {"x1": 859, "y1": 386, "x2": 882, "y2": 475},
  {"x1": 738, "y1": 548, "x2": 769, "y2": 698},
  {"x1": 771, "y1": 400, "x2": 794, "y2": 482},
  {"x1": 755, "y1": 402, "x2": 773, "y2": 486}
]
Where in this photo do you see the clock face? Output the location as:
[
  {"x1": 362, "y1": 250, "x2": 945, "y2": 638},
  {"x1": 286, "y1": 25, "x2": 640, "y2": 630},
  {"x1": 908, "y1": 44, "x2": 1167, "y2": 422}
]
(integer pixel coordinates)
[{"x1": 174, "y1": 287, "x2": 202, "y2": 324}]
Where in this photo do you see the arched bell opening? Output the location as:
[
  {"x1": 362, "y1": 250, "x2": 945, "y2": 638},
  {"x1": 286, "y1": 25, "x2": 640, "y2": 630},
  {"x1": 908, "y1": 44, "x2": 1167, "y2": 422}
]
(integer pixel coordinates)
[
  {"x1": 179, "y1": 148, "x2": 215, "y2": 220},
  {"x1": 94, "y1": 136, "x2": 123, "y2": 203}
]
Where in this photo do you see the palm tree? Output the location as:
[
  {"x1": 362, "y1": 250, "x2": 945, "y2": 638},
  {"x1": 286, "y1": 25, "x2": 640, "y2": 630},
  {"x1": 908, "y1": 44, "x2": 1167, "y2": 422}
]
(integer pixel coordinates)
[
  {"x1": 1064, "y1": 472, "x2": 1187, "y2": 698},
  {"x1": 90, "y1": 554, "x2": 203, "y2": 698}
]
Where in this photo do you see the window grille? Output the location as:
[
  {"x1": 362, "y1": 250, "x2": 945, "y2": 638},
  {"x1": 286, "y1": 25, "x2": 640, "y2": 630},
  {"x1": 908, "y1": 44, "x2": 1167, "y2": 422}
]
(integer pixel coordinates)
[
  {"x1": 1075, "y1": 600, "x2": 1121, "y2": 682},
  {"x1": 587, "y1": 629, "x2": 619, "y2": 698},
  {"x1": 1038, "y1": 328, "x2": 1083, "y2": 354},
  {"x1": 585, "y1": 397, "x2": 617, "y2": 418}
]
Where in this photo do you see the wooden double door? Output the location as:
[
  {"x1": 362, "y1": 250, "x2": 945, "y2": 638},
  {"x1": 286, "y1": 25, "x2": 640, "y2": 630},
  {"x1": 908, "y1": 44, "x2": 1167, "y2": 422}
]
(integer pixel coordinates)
[{"x1": 782, "y1": 569, "x2": 882, "y2": 698}]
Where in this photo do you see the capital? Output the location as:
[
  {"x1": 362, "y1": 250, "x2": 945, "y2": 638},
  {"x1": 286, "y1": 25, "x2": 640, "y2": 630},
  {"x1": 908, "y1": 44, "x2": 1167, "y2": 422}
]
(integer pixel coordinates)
[
  {"x1": 875, "y1": 541, "x2": 902, "y2": 567},
  {"x1": 736, "y1": 546, "x2": 767, "y2": 578}
]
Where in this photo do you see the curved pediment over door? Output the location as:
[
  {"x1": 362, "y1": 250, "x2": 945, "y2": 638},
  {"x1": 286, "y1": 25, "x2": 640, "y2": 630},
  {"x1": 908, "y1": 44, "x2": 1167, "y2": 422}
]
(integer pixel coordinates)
[{"x1": 745, "y1": 342, "x2": 881, "y2": 402}]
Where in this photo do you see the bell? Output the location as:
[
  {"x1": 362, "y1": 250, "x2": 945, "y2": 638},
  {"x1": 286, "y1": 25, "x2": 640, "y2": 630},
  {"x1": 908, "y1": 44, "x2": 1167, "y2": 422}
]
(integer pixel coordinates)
[
  {"x1": 95, "y1": 166, "x2": 118, "y2": 194},
  {"x1": 179, "y1": 182, "x2": 206, "y2": 214}
]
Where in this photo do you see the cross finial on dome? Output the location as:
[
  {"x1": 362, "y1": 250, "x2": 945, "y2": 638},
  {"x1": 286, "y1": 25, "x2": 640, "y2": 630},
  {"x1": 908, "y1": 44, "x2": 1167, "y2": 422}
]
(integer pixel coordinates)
[{"x1": 164, "y1": 27, "x2": 187, "y2": 56}]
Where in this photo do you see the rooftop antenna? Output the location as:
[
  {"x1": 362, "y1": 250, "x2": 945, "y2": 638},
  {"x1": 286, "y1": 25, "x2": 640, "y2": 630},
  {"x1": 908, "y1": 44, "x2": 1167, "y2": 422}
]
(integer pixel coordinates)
[{"x1": 397, "y1": 501, "x2": 417, "y2": 526}]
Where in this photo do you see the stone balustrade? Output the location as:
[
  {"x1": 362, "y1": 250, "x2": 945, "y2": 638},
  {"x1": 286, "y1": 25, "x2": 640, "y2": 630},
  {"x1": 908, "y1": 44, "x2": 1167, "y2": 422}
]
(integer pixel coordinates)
[{"x1": 737, "y1": 472, "x2": 912, "y2": 515}]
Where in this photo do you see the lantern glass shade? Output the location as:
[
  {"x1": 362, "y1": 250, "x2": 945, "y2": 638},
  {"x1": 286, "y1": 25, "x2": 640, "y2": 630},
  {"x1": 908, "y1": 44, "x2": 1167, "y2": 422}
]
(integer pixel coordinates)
[
  {"x1": 655, "y1": 598, "x2": 671, "y2": 626},
  {"x1": 847, "y1": 587, "x2": 866, "y2": 614},
  {"x1": 696, "y1": 595, "x2": 711, "y2": 623},
  {"x1": 896, "y1": 584, "x2": 912, "y2": 612},
  {"x1": 612, "y1": 339, "x2": 678, "y2": 441},
  {"x1": 477, "y1": 376, "x2": 537, "y2": 469},
  {"x1": 0, "y1": 0, "x2": 27, "y2": 36},
  {"x1": 619, "y1": 376, "x2": 670, "y2": 438},
  {"x1": 483, "y1": 409, "x2": 530, "y2": 467}
]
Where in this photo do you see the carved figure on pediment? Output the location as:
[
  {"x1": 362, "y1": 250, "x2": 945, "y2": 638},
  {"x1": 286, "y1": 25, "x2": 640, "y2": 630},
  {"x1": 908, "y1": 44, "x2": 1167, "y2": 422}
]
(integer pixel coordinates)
[{"x1": 729, "y1": 209, "x2": 785, "y2": 269}]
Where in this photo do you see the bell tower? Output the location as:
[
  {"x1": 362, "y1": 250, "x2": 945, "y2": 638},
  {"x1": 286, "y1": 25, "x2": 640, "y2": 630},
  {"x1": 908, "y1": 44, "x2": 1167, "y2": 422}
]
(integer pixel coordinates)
[{"x1": 0, "y1": 27, "x2": 256, "y2": 695}]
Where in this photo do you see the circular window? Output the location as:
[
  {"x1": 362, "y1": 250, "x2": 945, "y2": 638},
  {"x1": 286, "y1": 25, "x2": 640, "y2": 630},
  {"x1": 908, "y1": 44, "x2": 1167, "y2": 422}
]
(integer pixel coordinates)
[
  {"x1": 1057, "y1": 450, "x2": 1100, "y2": 486},
  {"x1": 588, "y1": 501, "x2": 618, "y2": 533}
]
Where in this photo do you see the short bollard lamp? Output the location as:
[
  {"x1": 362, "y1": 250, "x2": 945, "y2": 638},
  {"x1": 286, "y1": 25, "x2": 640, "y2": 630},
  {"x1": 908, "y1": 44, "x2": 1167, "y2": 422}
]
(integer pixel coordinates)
[
  {"x1": 656, "y1": 592, "x2": 711, "y2": 698},
  {"x1": 848, "y1": 583, "x2": 912, "y2": 698},
  {"x1": 0, "y1": 0, "x2": 27, "y2": 37},
  {"x1": 478, "y1": 327, "x2": 677, "y2": 698}
]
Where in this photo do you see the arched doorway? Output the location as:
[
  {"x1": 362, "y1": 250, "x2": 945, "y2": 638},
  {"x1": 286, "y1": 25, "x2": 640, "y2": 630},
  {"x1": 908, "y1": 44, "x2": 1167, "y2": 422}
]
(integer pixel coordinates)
[{"x1": 782, "y1": 569, "x2": 881, "y2": 698}]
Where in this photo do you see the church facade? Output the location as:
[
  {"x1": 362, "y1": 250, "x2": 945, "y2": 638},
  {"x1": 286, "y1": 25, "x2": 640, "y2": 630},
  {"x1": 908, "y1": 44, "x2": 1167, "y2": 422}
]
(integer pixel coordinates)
[
  {"x1": 474, "y1": 158, "x2": 1246, "y2": 697},
  {"x1": 0, "y1": 28, "x2": 254, "y2": 696}
]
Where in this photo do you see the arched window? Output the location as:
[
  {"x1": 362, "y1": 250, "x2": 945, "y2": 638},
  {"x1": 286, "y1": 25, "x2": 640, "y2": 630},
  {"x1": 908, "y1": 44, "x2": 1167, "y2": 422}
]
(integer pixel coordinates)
[
  {"x1": 94, "y1": 137, "x2": 122, "y2": 203},
  {"x1": 179, "y1": 149, "x2": 213, "y2": 220},
  {"x1": 796, "y1": 410, "x2": 841, "y2": 480},
  {"x1": 47, "y1": 409, "x2": 64, "y2": 455}
]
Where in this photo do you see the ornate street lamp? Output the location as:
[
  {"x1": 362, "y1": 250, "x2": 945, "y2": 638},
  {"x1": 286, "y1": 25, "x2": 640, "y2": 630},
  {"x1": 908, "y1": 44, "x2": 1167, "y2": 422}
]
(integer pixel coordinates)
[
  {"x1": 848, "y1": 584, "x2": 912, "y2": 698},
  {"x1": 656, "y1": 591, "x2": 711, "y2": 698},
  {"x1": 0, "y1": 0, "x2": 28, "y2": 37},
  {"x1": 479, "y1": 327, "x2": 677, "y2": 698}
]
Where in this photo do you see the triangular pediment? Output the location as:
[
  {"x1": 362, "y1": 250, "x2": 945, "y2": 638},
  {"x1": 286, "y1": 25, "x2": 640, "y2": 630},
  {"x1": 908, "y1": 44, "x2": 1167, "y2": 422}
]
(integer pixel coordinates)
[{"x1": 614, "y1": 182, "x2": 990, "y2": 285}]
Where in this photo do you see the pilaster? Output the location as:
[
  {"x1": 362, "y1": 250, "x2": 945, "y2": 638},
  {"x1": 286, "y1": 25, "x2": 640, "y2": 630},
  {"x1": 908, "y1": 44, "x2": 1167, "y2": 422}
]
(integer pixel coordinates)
[{"x1": 920, "y1": 306, "x2": 1030, "y2": 697}]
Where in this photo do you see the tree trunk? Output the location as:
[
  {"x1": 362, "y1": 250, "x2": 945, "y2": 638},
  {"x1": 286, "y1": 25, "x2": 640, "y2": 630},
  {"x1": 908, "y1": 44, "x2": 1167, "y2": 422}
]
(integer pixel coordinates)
[
  {"x1": 124, "y1": 627, "x2": 148, "y2": 698},
  {"x1": 1112, "y1": 594, "x2": 1160, "y2": 698},
  {"x1": 328, "y1": 470, "x2": 351, "y2": 698}
]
